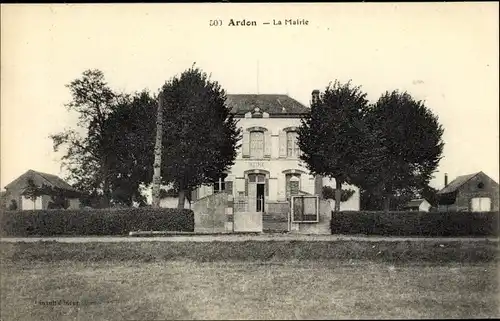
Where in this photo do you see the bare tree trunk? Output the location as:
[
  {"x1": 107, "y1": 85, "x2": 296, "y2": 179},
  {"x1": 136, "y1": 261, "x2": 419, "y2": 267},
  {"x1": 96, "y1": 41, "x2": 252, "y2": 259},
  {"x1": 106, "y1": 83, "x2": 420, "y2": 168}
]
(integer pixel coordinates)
[
  {"x1": 102, "y1": 178, "x2": 110, "y2": 208},
  {"x1": 334, "y1": 179, "x2": 342, "y2": 212},
  {"x1": 177, "y1": 189, "x2": 186, "y2": 209},
  {"x1": 151, "y1": 93, "x2": 164, "y2": 208},
  {"x1": 383, "y1": 194, "x2": 391, "y2": 212}
]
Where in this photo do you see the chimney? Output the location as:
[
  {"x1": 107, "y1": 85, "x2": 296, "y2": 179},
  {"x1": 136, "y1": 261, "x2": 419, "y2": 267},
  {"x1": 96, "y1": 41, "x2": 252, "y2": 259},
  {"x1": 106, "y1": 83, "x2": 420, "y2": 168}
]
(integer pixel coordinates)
[
  {"x1": 444, "y1": 173, "x2": 448, "y2": 187},
  {"x1": 311, "y1": 90, "x2": 320, "y2": 105}
]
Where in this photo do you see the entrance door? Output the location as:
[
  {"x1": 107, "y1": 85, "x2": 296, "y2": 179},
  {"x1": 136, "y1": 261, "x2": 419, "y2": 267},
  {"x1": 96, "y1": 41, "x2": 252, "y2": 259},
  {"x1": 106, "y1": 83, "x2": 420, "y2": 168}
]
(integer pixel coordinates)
[{"x1": 256, "y1": 183, "x2": 265, "y2": 212}]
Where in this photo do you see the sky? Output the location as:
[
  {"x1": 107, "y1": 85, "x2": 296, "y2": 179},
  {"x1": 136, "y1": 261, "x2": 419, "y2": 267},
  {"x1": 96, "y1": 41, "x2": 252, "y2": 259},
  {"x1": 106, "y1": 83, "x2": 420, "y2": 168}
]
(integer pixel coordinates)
[{"x1": 1, "y1": 3, "x2": 499, "y2": 190}]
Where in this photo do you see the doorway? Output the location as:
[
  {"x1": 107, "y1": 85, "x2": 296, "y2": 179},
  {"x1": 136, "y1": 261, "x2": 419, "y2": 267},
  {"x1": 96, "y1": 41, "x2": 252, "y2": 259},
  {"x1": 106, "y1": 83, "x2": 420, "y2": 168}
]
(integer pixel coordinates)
[{"x1": 256, "y1": 183, "x2": 265, "y2": 212}]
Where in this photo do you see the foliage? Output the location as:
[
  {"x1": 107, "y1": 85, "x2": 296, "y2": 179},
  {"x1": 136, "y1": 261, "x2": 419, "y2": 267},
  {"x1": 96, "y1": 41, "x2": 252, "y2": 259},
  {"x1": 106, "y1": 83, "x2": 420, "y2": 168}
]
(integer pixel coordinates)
[
  {"x1": 361, "y1": 91, "x2": 444, "y2": 210},
  {"x1": 20, "y1": 179, "x2": 81, "y2": 210},
  {"x1": 104, "y1": 90, "x2": 157, "y2": 207},
  {"x1": 331, "y1": 211, "x2": 499, "y2": 237},
  {"x1": 298, "y1": 80, "x2": 370, "y2": 211},
  {"x1": 8, "y1": 200, "x2": 18, "y2": 210},
  {"x1": 322, "y1": 186, "x2": 355, "y2": 202},
  {"x1": 159, "y1": 65, "x2": 241, "y2": 208},
  {"x1": 21, "y1": 179, "x2": 45, "y2": 201},
  {"x1": 0, "y1": 208, "x2": 194, "y2": 237},
  {"x1": 50, "y1": 69, "x2": 121, "y2": 207}
]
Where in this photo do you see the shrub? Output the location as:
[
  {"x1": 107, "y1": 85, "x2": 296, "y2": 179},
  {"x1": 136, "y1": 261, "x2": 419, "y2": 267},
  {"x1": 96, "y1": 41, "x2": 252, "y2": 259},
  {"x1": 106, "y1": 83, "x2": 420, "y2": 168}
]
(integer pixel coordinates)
[
  {"x1": 331, "y1": 211, "x2": 499, "y2": 237},
  {"x1": 0, "y1": 208, "x2": 194, "y2": 237}
]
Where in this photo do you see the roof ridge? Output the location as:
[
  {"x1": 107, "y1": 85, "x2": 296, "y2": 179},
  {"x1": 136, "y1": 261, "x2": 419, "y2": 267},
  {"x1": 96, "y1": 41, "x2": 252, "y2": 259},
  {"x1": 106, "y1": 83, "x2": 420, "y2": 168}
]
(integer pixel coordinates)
[
  {"x1": 33, "y1": 171, "x2": 59, "y2": 188},
  {"x1": 438, "y1": 171, "x2": 482, "y2": 194}
]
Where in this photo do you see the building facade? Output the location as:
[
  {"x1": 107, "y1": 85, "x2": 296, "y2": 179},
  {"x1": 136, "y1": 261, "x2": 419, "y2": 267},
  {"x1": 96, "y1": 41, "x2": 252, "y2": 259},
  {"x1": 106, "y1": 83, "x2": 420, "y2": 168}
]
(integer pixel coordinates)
[
  {"x1": 403, "y1": 199, "x2": 432, "y2": 212},
  {"x1": 437, "y1": 172, "x2": 499, "y2": 212},
  {"x1": 3, "y1": 169, "x2": 81, "y2": 210},
  {"x1": 191, "y1": 92, "x2": 360, "y2": 213}
]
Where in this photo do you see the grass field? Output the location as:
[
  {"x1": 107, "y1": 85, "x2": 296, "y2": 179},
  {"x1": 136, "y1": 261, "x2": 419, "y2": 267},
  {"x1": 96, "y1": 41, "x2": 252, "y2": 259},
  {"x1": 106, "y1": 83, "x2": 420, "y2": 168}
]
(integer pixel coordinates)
[{"x1": 1, "y1": 240, "x2": 499, "y2": 320}]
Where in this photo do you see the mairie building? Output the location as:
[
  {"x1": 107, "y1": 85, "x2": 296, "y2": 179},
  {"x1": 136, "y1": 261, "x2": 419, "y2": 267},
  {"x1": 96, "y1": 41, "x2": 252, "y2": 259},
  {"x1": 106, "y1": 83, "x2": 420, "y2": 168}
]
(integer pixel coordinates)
[{"x1": 190, "y1": 90, "x2": 360, "y2": 213}]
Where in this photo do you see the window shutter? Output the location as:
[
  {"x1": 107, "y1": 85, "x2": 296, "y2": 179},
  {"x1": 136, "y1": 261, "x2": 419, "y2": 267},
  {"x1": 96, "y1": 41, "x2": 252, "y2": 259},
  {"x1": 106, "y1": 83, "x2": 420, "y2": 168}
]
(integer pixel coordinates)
[
  {"x1": 265, "y1": 178, "x2": 269, "y2": 196},
  {"x1": 225, "y1": 181, "x2": 233, "y2": 195},
  {"x1": 245, "y1": 178, "x2": 249, "y2": 196},
  {"x1": 279, "y1": 130, "x2": 287, "y2": 158},
  {"x1": 242, "y1": 131, "x2": 250, "y2": 158},
  {"x1": 264, "y1": 131, "x2": 271, "y2": 158}
]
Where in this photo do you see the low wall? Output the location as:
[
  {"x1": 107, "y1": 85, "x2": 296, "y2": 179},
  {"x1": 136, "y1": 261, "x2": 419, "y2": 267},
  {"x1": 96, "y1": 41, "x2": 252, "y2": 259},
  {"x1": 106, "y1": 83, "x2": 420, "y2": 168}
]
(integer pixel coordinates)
[
  {"x1": 264, "y1": 201, "x2": 289, "y2": 232},
  {"x1": 234, "y1": 212, "x2": 263, "y2": 232},
  {"x1": 193, "y1": 193, "x2": 233, "y2": 233}
]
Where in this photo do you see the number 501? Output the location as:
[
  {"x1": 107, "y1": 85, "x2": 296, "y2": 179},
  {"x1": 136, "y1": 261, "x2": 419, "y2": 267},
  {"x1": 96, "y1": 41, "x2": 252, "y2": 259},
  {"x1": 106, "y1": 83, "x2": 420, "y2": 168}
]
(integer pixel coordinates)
[{"x1": 209, "y1": 20, "x2": 222, "y2": 27}]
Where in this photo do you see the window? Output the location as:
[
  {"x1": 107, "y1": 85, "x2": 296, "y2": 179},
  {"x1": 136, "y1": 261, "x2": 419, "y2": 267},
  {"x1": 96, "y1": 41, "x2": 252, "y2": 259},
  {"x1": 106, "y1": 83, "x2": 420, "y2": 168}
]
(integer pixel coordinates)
[
  {"x1": 248, "y1": 173, "x2": 266, "y2": 183},
  {"x1": 286, "y1": 173, "x2": 301, "y2": 199},
  {"x1": 213, "y1": 174, "x2": 230, "y2": 193},
  {"x1": 471, "y1": 197, "x2": 491, "y2": 212},
  {"x1": 286, "y1": 131, "x2": 300, "y2": 158},
  {"x1": 250, "y1": 131, "x2": 265, "y2": 159},
  {"x1": 213, "y1": 178, "x2": 225, "y2": 193},
  {"x1": 291, "y1": 195, "x2": 319, "y2": 223}
]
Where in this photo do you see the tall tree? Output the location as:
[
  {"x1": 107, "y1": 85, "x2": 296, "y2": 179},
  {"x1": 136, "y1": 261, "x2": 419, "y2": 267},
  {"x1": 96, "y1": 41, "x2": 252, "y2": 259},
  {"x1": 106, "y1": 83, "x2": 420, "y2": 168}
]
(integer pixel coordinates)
[
  {"x1": 364, "y1": 90, "x2": 444, "y2": 211},
  {"x1": 160, "y1": 65, "x2": 241, "y2": 209},
  {"x1": 104, "y1": 90, "x2": 157, "y2": 207},
  {"x1": 50, "y1": 69, "x2": 120, "y2": 207},
  {"x1": 297, "y1": 80, "x2": 370, "y2": 212}
]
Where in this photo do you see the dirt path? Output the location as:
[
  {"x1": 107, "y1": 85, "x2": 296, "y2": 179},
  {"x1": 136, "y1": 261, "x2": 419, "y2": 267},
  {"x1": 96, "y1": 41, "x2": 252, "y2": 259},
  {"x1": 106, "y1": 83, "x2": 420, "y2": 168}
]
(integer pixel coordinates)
[{"x1": 1, "y1": 234, "x2": 498, "y2": 243}]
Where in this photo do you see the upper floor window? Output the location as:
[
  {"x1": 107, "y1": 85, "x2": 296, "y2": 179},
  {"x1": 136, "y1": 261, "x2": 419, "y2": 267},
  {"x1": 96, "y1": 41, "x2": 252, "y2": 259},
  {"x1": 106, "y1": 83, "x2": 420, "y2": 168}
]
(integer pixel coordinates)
[
  {"x1": 250, "y1": 131, "x2": 265, "y2": 159},
  {"x1": 287, "y1": 131, "x2": 300, "y2": 158}
]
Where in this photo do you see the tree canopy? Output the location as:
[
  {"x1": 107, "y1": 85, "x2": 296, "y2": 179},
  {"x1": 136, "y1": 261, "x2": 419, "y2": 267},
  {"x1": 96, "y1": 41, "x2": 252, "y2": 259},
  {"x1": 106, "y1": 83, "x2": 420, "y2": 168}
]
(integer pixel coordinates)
[
  {"x1": 159, "y1": 66, "x2": 241, "y2": 208},
  {"x1": 297, "y1": 80, "x2": 370, "y2": 211},
  {"x1": 362, "y1": 90, "x2": 444, "y2": 210},
  {"x1": 50, "y1": 69, "x2": 120, "y2": 207}
]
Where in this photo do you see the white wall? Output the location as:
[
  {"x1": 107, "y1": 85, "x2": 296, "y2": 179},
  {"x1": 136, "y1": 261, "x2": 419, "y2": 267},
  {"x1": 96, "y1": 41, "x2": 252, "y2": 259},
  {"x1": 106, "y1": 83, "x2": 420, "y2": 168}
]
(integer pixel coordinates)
[
  {"x1": 160, "y1": 197, "x2": 190, "y2": 209},
  {"x1": 21, "y1": 196, "x2": 42, "y2": 210},
  {"x1": 68, "y1": 198, "x2": 81, "y2": 210},
  {"x1": 322, "y1": 177, "x2": 360, "y2": 211},
  {"x1": 419, "y1": 200, "x2": 431, "y2": 212},
  {"x1": 194, "y1": 115, "x2": 361, "y2": 211}
]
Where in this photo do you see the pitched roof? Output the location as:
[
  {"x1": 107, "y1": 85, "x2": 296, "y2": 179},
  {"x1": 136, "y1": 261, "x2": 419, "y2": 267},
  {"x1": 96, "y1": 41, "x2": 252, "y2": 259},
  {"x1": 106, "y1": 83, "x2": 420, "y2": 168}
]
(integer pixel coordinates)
[
  {"x1": 4, "y1": 169, "x2": 80, "y2": 193},
  {"x1": 437, "y1": 172, "x2": 480, "y2": 194},
  {"x1": 226, "y1": 94, "x2": 309, "y2": 115},
  {"x1": 404, "y1": 199, "x2": 428, "y2": 208}
]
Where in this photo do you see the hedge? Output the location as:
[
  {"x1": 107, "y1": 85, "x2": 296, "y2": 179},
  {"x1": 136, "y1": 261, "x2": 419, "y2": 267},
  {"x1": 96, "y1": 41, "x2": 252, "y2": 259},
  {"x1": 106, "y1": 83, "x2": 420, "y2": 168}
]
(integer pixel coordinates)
[
  {"x1": 0, "y1": 208, "x2": 194, "y2": 237},
  {"x1": 331, "y1": 211, "x2": 499, "y2": 237}
]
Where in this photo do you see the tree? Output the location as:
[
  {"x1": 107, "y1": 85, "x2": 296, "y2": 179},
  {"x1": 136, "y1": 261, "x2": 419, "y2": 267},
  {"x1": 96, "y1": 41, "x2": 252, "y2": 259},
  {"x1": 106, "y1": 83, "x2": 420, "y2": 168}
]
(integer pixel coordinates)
[
  {"x1": 363, "y1": 91, "x2": 444, "y2": 211},
  {"x1": 8, "y1": 200, "x2": 18, "y2": 210},
  {"x1": 104, "y1": 90, "x2": 157, "y2": 207},
  {"x1": 50, "y1": 69, "x2": 120, "y2": 207},
  {"x1": 297, "y1": 80, "x2": 370, "y2": 212},
  {"x1": 322, "y1": 186, "x2": 355, "y2": 203},
  {"x1": 159, "y1": 65, "x2": 241, "y2": 209},
  {"x1": 22, "y1": 179, "x2": 44, "y2": 210}
]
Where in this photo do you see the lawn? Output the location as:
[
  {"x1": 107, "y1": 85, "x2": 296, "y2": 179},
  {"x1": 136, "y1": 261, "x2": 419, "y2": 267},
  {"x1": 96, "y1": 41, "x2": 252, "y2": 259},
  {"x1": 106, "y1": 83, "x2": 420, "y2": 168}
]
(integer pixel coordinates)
[{"x1": 1, "y1": 240, "x2": 499, "y2": 320}]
